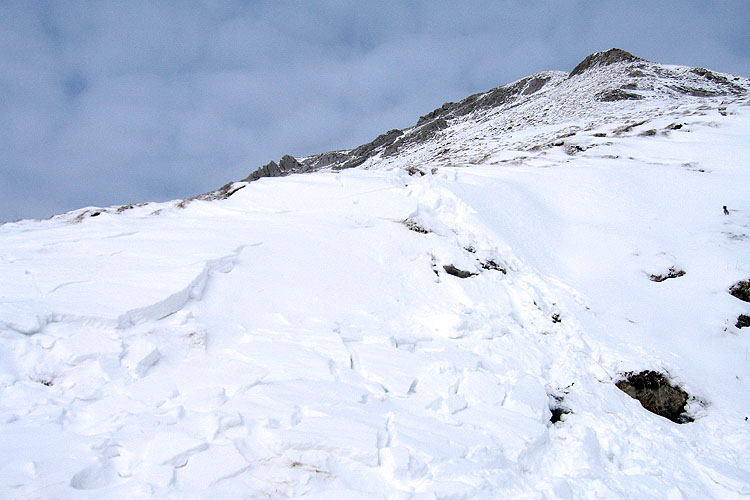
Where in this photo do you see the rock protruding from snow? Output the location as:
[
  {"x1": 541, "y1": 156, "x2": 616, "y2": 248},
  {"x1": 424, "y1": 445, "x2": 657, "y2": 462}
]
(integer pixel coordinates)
[
  {"x1": 616, "y1": 371, "x2": 693, "y2": 423},
  {"x1": 729, "y1": 279, "x2": 750, "y2": 302}
]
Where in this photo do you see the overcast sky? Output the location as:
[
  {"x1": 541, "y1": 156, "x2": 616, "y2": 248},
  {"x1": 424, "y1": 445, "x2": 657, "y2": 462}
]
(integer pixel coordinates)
[{"x1": 2, "y1": 1, "x2": 749, "y2": 222}]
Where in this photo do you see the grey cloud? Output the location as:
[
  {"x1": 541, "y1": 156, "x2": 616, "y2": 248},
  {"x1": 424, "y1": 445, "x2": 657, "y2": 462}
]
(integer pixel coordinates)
[{"x1": 1, "y1": 0, "x2": 748, "y2": 221}]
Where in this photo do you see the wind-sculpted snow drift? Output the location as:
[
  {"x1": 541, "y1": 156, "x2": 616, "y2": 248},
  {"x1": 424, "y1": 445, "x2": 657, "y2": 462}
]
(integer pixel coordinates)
[{"x1": 1, "y1": 49, "x2": 749, "y2": 499}]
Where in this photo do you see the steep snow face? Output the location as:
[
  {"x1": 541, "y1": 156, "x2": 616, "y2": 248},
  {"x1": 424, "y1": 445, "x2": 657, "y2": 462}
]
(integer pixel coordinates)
[{"x1": 1, "y1": 54, "x2": 749, "y2": 499}]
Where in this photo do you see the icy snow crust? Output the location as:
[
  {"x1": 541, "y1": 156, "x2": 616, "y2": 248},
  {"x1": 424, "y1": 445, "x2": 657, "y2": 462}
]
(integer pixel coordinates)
[{"x1": 1, "y1": 58, "x2": 750, "y2": 498}]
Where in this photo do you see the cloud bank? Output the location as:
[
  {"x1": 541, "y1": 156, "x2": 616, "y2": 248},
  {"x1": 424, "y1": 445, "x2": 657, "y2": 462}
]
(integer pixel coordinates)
[{"x1": 1, "y1": 0, "x2": 749, "y2": 221}]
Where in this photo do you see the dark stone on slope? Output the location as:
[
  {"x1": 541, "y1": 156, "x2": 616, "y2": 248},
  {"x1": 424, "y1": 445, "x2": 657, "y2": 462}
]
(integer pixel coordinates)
[
  {"x1": 729, "y1": 280, "x2": 750, "y2": 302},
  {"x1": 522, "y1": 76, "x2": 550, "y2": 95},
  {"x1": 383, "y1": 119, "x2": 448, "y2": 158},
  {"x1": 569, "y1": 48, "x2": 644, "y2": 77},
  {"x1": 549, "y1": 405, "x2": 571, "y2": 424},
  {"x1": 548, "y1": 390, "x2": 572, "y2": 424},
  {"x1": 667, "y1": 85, "x2": 723, "y2": 98},
  {"x1": 736, "y1": 314, "x2": 750, "y2": 329},
  {"x1": 597, "y1": 89, "x2": 644, "y2": 102},
  {"x1": 616, "y1": 371, "x2": 693, "y2": 423},
  {"x1": 649, "y1": 267, "x2": 686, "y2": 282},
  {"x1": 443, "y1": 265, "x2": 477, "y2": 279},
  {"x1": 480, "y1": 259, "x2": 506, "y2": 273},
  {"x1": 176, "y1": 181, "x2": 247, "y2": 208},
  {"x1": 549, "y1": 406, "x2": 570, "y2": 424},
  {"x1": 403, "y1": 219, "x2": 430, "y2": 234}
]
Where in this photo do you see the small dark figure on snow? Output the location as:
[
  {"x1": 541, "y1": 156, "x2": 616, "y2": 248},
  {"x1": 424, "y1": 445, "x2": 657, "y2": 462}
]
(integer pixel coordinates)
[{"x1": 723, "y1": 205, "x2": 730, "y2": 215}]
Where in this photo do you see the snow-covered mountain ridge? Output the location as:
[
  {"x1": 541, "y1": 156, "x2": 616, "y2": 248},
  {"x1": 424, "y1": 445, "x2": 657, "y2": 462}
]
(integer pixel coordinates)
[
  {"x1": 231, "y1": 48, "x2": 749, "y2": 185},
  {"x1": 0, "y1": 49, "x2": 749, "y2": 499}
]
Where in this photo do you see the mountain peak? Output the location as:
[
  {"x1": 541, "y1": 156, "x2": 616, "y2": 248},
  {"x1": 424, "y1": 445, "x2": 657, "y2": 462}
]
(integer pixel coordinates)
[
  {"x1": 569, "y1": 48, "x2": 644, "y2": 77},
  {"x1": 219, "y1": 48, "x2": 748, "y2": 194}
]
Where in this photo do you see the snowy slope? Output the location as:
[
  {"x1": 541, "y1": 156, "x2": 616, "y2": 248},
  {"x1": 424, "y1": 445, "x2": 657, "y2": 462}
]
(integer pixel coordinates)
[{"x1": 1, "y1": 51, "x2": 749, "y2": 499}]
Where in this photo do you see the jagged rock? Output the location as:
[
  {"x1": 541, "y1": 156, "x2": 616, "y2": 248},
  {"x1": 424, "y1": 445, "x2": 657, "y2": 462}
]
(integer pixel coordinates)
[
  {"x1": 240, "y1": 154, "x2": 307, "y2": 182},
  {"x1": 279, "y1": 154, "x2": 304, "y2": 173},
  {"x1": 306, "y1": 151, "x2": 350, "y2": 170},
  {"x1": 569, "y1": 48, "x2": 644, "y2": 77},
  {"x1": 242, "y1": 160, "x2": 282, "y2": 181},
  {"x1": 736, "y1": 314, "x2": 750, "y2": 329}
]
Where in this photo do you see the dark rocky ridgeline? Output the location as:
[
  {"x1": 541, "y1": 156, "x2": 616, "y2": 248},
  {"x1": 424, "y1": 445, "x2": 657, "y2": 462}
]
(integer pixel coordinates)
[
  {"x1": 411, "y1": 74, "x2": 552, "y2": 128},
  {"x1": 237, "y1": 70, "x2": 555, "y2": 184},
  {"x1": 690, "y1": 68, "x2": 747, "y2": 95},
  {"x1": 228, "y1": 48, "x2": 748, "y2": 186}
]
